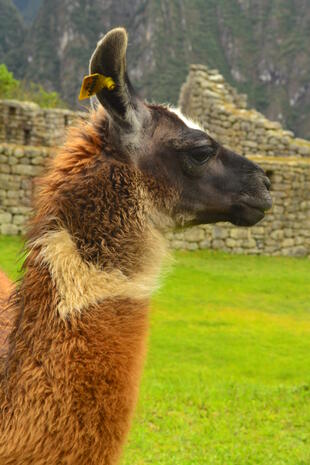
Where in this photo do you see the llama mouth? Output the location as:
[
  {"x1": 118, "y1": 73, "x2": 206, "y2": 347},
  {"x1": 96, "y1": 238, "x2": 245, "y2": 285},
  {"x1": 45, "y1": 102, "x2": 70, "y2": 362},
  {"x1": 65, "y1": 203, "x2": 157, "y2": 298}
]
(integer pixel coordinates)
[
  {"x1": 241, "y1": 194, "x2": 272, "y2": 212},
  {"x1": 184, "y1": 193, "x2": 272, "y2": 228},
  {"x1": 231, "y1": 196, "x2": 272, "y2": 226},
  {"x1": 232, "y1": 205, "x2": 265, "y2": 226}
]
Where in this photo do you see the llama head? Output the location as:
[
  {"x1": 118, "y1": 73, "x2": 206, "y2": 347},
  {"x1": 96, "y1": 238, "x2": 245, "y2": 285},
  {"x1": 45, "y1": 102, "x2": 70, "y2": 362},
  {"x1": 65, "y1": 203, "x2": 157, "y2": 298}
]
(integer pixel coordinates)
[
  {"x1": 28, "y1": 28, "x2": 273, "y2": 313},
  {"x1": 89, "y1": 28, "x2": 272, "y2": 230}
]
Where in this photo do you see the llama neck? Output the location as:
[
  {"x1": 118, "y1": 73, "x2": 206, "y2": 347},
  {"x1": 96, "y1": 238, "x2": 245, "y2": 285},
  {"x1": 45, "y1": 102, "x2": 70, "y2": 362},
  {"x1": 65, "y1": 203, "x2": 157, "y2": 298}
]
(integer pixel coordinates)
[
  {"x1": 26, "y1": 146, "x2": 170, "y2": 319},
  {"x1": 29, "y1": 225, "x2": 167, "y2": 319},
  {"x1": 0, "y1": 111, "x2": 174, "y2": 463},
  {"x1": 9, "y1": 219, "x2": 166, "y2": 351}
]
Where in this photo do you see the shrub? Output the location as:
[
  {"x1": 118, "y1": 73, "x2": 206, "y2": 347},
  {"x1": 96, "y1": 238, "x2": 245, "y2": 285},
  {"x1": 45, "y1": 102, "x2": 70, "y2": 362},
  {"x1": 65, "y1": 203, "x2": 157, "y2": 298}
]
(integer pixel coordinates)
[{"x1": 0, "y1": 63, "x2": 66, "y2": 108}]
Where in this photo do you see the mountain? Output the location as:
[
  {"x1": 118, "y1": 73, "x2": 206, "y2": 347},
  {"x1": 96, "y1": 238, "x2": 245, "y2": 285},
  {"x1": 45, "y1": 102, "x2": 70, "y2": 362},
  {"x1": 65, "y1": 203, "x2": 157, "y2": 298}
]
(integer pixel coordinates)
[
  {"x1": 2, "y1": 0, "x2": 310, "y2": 139},
  {"x1": 12, "y1": 0, "x2": 43, "y2": 24},
  {"x1": 215, "y1": 0, "x2": 310, "y2": 141},
  {"x1": 0, "y1": 0, "x2": 25, "y2": 70}
]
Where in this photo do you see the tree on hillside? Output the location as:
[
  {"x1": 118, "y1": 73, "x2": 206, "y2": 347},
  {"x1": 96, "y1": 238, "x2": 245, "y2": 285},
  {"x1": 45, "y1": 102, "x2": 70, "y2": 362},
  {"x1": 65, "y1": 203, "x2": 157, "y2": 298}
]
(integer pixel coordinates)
[
  {"x1": 0, "y1": 64, "x2": 19, "y2": 96},
  {"x1": 0, "y1": 63, "x2": 66, "y2": 108}
]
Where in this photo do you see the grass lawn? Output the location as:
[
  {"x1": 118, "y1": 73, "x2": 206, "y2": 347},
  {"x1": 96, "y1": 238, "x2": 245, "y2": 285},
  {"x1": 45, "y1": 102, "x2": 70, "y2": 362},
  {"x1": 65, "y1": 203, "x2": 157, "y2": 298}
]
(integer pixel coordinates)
[
  {"x1": 0, "y1": 235, "x2": 24, "y2": 280},
  {"x1": 0, "y1": 235, "x2": 310, "y2": 464}
]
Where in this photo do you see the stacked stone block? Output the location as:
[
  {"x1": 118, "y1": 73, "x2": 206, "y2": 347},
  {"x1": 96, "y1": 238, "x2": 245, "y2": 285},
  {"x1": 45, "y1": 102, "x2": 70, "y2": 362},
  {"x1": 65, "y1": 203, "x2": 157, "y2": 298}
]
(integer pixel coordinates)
[
  {"x1": 0, "y1": 143, "x2": 56, "y2": 235},
  {"x1": 0, "y1": 100, "x2": 84, "y2": 147},
  {"x1": 179, "y1": 65, "x2": 310, "y2": 159},
  {"x1": 0, "y1": 101, "x2": 84, "y2": 234},
  {"x1": 0, "y1": 73, "x2": 310, "y2": 258}
]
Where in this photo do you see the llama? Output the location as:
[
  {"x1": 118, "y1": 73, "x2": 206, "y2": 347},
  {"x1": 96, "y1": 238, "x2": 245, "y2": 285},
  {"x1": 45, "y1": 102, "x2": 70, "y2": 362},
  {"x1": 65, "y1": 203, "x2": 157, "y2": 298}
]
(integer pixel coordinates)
[{"x1": 0, "y1": 28, "x2": 271, "y2": 464}]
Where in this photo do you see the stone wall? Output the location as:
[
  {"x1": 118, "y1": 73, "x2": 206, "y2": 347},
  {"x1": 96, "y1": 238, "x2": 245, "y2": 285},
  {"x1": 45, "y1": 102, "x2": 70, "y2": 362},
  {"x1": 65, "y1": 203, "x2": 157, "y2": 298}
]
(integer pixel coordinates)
[
  {"x1": 171, "y1": 64, "x2": 310, "y2": 257},
  {"x1": 0, "y1": 142, "x2": 309, "y2": 257},
  {"x1": 0, "y1": 100, "x2": 84, "y2": 234},
  {"x1": 0, "y1": 72, "x2": 310, "y2": 258},
  {"x1": 179, "y1": 65, "x2": 310, "y2": 159},
  {"x1": 0, "y1": 143, "x2": 55, "y2": 235},
  {"x1": 0, "y1": 100, "x2": 83, "y2": 147}
]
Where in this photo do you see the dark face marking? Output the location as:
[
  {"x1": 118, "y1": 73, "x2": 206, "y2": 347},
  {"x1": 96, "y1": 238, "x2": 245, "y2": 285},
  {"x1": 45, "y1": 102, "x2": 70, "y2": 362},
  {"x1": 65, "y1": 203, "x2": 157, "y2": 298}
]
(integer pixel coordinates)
[
  {"x1": 137, "y1": 105, "x2": 272, "y2": 228},
  {"x1": 88, "y1": 28, "x2": 271, "y2": 233}
]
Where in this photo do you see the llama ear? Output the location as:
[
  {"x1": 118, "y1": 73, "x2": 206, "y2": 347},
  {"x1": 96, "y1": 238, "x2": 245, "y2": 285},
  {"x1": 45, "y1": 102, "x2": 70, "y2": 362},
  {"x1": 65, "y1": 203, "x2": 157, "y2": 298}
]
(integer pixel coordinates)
[{"x1": 89, "y1": 28, "x2": 142, "y2": 129}]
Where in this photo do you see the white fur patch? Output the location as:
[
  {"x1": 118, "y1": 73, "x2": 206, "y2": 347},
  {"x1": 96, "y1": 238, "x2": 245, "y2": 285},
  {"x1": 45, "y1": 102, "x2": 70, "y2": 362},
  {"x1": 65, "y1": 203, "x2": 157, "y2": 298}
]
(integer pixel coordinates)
[
  {"x1": 169, "y1": 107, "x2": 203, "y2": 131},
  {"x1": 33, "y1": 228, "x2": 168, "y2": 319}
]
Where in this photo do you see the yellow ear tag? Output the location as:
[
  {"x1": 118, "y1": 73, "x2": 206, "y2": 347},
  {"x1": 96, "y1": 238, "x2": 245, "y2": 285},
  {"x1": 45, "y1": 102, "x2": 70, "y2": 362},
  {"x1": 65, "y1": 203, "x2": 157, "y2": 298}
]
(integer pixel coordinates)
[{"x1": 78, "y1": 73, "x2": 116, "y2": 100}]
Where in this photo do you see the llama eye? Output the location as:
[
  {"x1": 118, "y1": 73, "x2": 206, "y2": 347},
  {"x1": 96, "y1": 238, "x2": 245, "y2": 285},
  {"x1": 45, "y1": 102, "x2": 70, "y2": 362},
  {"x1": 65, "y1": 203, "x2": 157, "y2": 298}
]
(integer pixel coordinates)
[{"x1": 189, "y1": 145, "x2": 214, "y2": 165}]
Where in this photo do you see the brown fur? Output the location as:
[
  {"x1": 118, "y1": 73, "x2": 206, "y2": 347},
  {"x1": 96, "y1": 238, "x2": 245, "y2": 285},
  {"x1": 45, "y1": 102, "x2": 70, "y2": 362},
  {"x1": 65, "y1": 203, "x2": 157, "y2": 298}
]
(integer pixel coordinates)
[
  {"x1": 0, "y1": 108, "x2": 170, "y2": 464},
  {"x1": 1, "y1": 261, "x2": 148, "y2": 464}
]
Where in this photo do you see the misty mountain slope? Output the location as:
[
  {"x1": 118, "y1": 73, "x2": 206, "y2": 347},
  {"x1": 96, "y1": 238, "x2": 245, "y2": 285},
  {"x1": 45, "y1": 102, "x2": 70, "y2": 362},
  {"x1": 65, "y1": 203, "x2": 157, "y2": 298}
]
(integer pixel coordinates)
[
  {"x1": 16, "y1": 0, "x2": 147, "y2": 105},
  {"x1": 215, "y1": 0, "x2": 310, "y2": 140},
  {"x1": 2, "y1": 0, "x2": 310, "y2": 139},
  {"x1": 12, "y1": 0, "x2": 42, "y2": 24},
  {"x1": 0, "y1": 0, "x2": 25, "y2": 69}
]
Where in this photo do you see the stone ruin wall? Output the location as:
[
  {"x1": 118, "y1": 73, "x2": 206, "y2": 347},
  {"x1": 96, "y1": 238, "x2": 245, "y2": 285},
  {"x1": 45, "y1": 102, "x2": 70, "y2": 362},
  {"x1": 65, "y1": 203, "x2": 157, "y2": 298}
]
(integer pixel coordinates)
[
  {"x1": 174, "y1": 65, "x2": 310, "y2": 257},
  {"x1": 179, "y1": 65, "x2": 310, "y2": 159},
  {"x1": 0, "y1": 100, "x2": 84, "y2": 148},
  {"x1": 0, "y1": 143, "x2": 55, "y2": 235},
  {"x1": 0, "y1": 72, "x2": 310, "y2": 257},
  {"x1": 0, "y1": 100, "x2": 83, "y2": 235}
]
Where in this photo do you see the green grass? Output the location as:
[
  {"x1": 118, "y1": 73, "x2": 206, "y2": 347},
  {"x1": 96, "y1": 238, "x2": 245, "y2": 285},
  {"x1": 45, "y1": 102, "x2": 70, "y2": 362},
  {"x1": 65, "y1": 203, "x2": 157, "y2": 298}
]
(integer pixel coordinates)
[
  {"x1": 0, "y1": 235, "x2": 24, "y2": 280},
  {"x1": 0, "y1": 236, "x2": 309, "y2": 464}
]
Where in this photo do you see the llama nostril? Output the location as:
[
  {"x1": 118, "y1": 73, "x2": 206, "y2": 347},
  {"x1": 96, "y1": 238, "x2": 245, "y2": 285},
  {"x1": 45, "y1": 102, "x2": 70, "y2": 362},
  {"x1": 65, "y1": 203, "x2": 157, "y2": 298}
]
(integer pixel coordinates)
[{"x1": 263, "y1": 175, "x2": 271, "y2": 191}]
